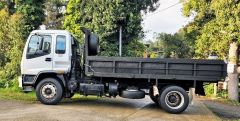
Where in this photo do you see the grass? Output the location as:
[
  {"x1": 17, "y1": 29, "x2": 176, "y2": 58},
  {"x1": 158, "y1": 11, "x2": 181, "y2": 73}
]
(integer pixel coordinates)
[
  {"x1": 0, "y1": 88, "x2": 99, "y2": 103},
  {"x1": 204, "y1": 94, "x2": 240, "y2": 106},
  {"x1": 0, "y1": 88, "x2": 37, "y2": 103},
  {"x1": 204, "y1": 83, "x2": 240, "y2": 106}
]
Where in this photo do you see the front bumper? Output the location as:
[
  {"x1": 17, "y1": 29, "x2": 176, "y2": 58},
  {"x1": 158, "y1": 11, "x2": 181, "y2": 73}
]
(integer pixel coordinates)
[{"x1": 18, "y1": 75, "x2": 34, "y2": 92}]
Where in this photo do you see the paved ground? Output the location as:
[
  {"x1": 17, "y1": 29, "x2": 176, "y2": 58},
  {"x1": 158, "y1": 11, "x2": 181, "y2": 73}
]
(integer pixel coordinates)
[
  {"x1": 0, "y1": 96, "x2": 220, "y2": 121},
  {"x1": 202, "y1": 99, "x2": 240, "y2": 120}
]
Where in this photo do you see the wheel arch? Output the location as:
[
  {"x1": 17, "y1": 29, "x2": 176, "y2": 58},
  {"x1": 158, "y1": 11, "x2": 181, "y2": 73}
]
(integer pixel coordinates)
[
  {"x1": 156, "y1": 80, "x2": 194, "y2": 92},
  {"x1": 33, "y1": 71, "x2": 66, "y2": 89}
]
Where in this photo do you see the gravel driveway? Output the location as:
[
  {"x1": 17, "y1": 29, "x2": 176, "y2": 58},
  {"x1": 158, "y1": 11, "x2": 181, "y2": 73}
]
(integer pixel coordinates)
[{"x1": 0, "y1": 96, "x2": 220, "y2": 121}]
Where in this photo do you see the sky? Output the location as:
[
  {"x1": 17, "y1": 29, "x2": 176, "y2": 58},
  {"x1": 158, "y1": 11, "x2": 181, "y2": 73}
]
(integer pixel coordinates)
[{"x1": 142, "y1": 0, "x2": 193, "y2": 41}]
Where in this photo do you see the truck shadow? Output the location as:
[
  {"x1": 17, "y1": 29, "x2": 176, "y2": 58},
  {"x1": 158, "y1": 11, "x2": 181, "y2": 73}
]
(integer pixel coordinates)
[
  {"x1": 60, "y1": 97, "x2": 156, "y2": 109},
  {"x1": 58, "y1": 97, "x2": 204, "y2": 115}
]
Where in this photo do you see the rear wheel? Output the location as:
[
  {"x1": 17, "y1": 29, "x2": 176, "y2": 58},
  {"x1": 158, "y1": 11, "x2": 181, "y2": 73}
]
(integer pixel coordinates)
[
  {"x1": 159, "y1": 85, "x2": 189, "y2": 114},
  {"x1": 36, "y1": 78, "x2": 63, "y2": 105},
  {"x1": 149, "y1": 88, "x2": 159, "y2": 105}
]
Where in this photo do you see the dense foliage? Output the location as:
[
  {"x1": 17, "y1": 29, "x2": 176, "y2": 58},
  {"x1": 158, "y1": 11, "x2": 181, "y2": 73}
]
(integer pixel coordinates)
[
  {"x1": 15, "y1": 0, "x2": 45, "y2": 38},
  {"x1": 0, "y1": 1, "x2": 45, "y2": 88},
  {"x1": 182, "y1": 0, "x2": 240, "y2": 101},
  {"x1": 0, "y1": 9, "x2": 25, "y2": 88},
  {"x1": 153, "y1": 0, "x2": 240, "y2": 59},
  {"x1": 44, "y1": 0, "x2": 66, "y2": 29},
  {"x1": 0, "y1": 1, "x2": 158, "y2": 88},
  {"x1": 182, "y1": 0, "x2": 240, "y2": 59},
  {"x1": 150, "y1": 29, "x2": 194, "y2": 58},
  {"x1": 64, "y1": 0, "x2": 158, "y2": 56},
  {"x1": 0, "y1": 0, "x2": 237, "y2": 95}
]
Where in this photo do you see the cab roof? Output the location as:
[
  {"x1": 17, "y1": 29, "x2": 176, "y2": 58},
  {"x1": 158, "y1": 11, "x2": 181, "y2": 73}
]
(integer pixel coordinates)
[{"x1": 31, "y1": 30, "x2": 71, "y2": 35}]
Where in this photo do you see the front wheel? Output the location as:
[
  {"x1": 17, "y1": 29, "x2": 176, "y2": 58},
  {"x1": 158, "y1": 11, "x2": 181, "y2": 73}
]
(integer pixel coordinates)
[
  {"x1": 159, "y1": 85, "x2": 189, "y2": 114},
  {"x1": 36, "y1": 78, "x2": 63, "y2": 105}
]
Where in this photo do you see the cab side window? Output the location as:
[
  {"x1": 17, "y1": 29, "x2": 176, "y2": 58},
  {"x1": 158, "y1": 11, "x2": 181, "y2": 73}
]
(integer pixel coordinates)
[
  {"x1": 56, "y1": 35, "x2": 66, "y2": 54},
  {"x1": 27, "y1": 35, "x2": 52, "y2": 59}
]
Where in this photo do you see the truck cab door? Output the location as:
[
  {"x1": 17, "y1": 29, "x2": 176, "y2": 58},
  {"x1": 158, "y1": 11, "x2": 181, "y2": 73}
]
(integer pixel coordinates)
[
  {"x1": 21, "y1": 34, "x2": 53, "y2": 75},
  {"x1": 52, "y1": 34, "x2": 71, "y2": 73}
]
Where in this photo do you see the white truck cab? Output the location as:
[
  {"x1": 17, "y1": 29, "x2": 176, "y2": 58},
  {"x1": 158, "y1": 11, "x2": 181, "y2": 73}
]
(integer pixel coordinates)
[
  {"x1": 21, "y1": 30, "x2": 72, "y2": 75},
  {"x1": 20, "y1": 30, "x2": 81, "y2": 91}
]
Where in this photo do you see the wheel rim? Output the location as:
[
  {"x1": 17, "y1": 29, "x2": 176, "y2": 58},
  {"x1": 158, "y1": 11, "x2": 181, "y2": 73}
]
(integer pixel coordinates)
[
  {"x1": 41, "y1": 83, "x2": 57, "y2": 99},
  {"x1": 164, "y1": 91, "x2": 184, "y2": 109}
]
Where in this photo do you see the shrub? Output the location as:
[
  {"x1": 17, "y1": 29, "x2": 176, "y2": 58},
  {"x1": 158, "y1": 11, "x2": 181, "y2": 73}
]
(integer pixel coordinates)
[
  {"x1": 0, "y1": 9, "x2": 24, "y2": 88},
  {"x1": 204, "y1": 83, "x2": 215, "y2": 97}
]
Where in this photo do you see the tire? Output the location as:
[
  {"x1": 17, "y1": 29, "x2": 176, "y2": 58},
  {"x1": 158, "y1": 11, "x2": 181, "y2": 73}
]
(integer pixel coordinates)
[
  {"x1": 36, "y1": 78, "x2": 63, "y2": 105},
  {"x1": 158, "y1": 85, "x2": 189, "y2": 114},
  {"x1": 120, "y1": 90, "x2": 145, "y2": 99},
  {"x1": 149, "y1": 88, "x2": 159, "y2": 105},
  {"x1": 64, "y1": 93, "x2": 75, "y2": 98},
  {"x1": 88, "y1": 33, "x2": 98, "y2": 56}
]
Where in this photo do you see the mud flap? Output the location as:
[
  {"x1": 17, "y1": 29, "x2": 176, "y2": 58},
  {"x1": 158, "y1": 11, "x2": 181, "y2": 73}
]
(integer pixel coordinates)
[
  {"x1": 195, "y1": 82, "x2": 206, "y2": 96},
  {"x1": 153, "y1": 85, "x2": 159, "y2": 96}
]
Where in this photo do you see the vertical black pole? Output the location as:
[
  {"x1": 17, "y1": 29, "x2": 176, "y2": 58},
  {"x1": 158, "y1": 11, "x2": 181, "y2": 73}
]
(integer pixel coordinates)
[{"x1": 119, "y1": 26, "x2": 122, "y2": 56}]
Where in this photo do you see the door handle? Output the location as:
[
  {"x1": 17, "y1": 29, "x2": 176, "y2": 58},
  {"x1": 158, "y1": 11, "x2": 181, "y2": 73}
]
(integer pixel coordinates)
[{"x1": 45, "y1": 58, "x2": 52, "y2": 62}]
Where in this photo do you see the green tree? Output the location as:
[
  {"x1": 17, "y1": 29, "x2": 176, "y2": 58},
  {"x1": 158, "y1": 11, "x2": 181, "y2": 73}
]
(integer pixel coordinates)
[
  {"x1": 182, "y1": 0, "x2": 240, "y2": 101},
  {"x1": 182, "y1": 0, "x2": 240, "y2": 59},
  {"x1": 1, "y1": 0, "x2": 45, "y2": 37},
  {"x1": 15, "y1": 0, "x2": 45, "y2": 37},
  {"x1": 151, "y1": 30, "x2": 194, "y2": 58},
  {"x1": 0, "y1": 1, "x2": 7, "y2": 10},
  {"x1": 0, "y1": 0, "x2": 15, "y2": 13},
  {"x1": 123, "y1": 40, "x2": 146, "y2": 57},
  {"x1": 0, "y1": 0, "x2": 45, "y2": 88},
  {"x1": 44, "y1": 0, "x2": 66, "y2": 29},
  {"x1": 0, "y1": 8, "x2": 25, "y2": 88},
  {"x1": 64, "y1": 0, "x2": 159, "y2": 57}
]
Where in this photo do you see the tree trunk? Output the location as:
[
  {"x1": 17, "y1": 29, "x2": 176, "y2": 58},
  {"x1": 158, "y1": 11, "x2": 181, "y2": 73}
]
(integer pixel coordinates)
[{"x1": 228, "y1": 42, "x2": 239, "y2": 101}]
